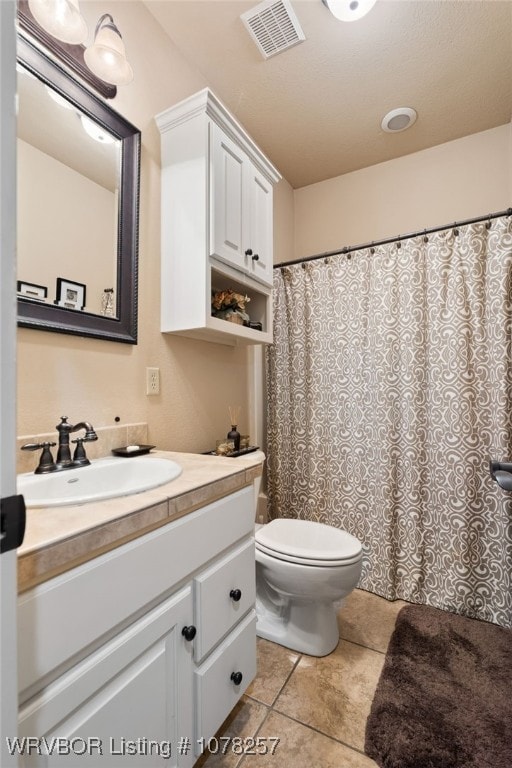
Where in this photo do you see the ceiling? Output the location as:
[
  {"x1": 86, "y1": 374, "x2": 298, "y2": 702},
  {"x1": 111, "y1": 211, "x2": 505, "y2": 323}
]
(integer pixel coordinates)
[{"x1": 145, "y1": 0, "x2": 512, "y2": 189}]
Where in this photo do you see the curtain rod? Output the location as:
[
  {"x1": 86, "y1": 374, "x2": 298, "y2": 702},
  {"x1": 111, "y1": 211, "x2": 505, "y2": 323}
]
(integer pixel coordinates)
[{"x1": 274, "y1": 207, "x2": 512, "y2": 269}]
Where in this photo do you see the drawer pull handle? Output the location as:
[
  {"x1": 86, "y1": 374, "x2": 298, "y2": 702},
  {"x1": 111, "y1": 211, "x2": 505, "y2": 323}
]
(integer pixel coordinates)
[
  {"x1": 245, "y1": 248, "x2": 253, "y2": 257},
  {"x1": 230, "y1": 588, "x2": 242, "y2": 602},
  {"x1": 252, "y1": 254, "x2": 259, "y2": 261},
  {"x1": 231, "y1": 671, "x2": 243, "y2": 686},
  {"x1": 182, "y1": 625, "x2": 197, "y2": 641}
]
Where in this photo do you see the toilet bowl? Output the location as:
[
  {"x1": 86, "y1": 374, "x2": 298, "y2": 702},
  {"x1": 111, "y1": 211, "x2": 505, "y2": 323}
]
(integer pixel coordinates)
[{"x1": 254, "y1": 518, "x2": 363, "y2": 657}]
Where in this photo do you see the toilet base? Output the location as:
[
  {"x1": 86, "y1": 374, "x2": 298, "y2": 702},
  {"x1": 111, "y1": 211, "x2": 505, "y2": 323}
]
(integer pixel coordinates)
[{"x1": 255, "y1": 596, "x2": 340, "y2": 657}]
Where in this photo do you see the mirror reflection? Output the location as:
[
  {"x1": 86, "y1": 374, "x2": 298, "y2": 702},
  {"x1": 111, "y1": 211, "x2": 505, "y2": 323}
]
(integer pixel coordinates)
[
  {"x1": 17, "y1": 62, "x2": 121, "y2": 318},
  {"x1": 16, "y1": 34, "x2": 140, "y2": 344}
]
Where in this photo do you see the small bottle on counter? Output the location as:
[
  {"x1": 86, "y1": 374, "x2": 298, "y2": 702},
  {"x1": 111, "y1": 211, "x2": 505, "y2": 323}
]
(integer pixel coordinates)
[{"x1": 227, "y1": 425, "x2": 240, "y2": 452}]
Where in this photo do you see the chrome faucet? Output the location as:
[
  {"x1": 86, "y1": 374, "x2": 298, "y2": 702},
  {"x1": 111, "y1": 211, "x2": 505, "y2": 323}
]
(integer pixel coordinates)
[{"x1": 21, "y1": 417, "x2": 98, "y2": 474}]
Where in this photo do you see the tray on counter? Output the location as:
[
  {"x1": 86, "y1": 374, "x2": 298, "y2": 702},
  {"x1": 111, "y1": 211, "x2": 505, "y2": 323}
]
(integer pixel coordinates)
[{"x1": 202, "y1": 446, "x2": 260, "y2": 458}]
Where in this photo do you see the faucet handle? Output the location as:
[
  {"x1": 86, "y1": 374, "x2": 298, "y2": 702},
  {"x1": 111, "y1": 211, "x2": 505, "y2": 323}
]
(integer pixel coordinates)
[
  {"x1": 21, "y1": 442, "x2": 56, "y2": 451},
  {"x1": 21, "y1": 442, "x2": 57, "y2": 474},
  {"x1": 71, "y1": 437, "x2": 91, "y2": 467}
]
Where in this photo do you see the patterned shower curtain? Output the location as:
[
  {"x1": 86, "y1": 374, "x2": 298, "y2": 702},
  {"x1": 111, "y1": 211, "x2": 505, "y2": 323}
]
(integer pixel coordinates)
[{"x1": 266, "y1": 216, "x2": 512, "y2": 627}]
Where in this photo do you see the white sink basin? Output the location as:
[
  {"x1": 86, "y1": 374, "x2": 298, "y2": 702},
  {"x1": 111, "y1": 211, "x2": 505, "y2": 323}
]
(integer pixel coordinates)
[{"x1": 18, "y1": 456, "x2": 182, "y2": 508}]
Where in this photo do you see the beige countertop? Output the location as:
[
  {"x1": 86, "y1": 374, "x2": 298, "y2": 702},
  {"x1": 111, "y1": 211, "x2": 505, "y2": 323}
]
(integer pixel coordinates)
[{"x1": 18, "y1": 450, "x2": 263, "y2": 593}]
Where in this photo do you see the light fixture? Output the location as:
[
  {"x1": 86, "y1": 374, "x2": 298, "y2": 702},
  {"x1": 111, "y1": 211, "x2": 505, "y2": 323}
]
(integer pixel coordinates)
[
  {"x1": 322, "y1": 0, "x2": 377, "y2": 22},
  {"x1": 80, "y1": 115, "x2": 116, "y2": 144},
  {"x1": 45, "y1": 85, "x2": 75, "y2": 110},
  {"x1": 28, "y1": 0, "x2": 87, "y2": 44},
  {"x1": 84, "y1": 14, "x2": 133, "y2": 86},
  {"x1": 381, "y1": 107, "x2": 418, "y2": 133}
]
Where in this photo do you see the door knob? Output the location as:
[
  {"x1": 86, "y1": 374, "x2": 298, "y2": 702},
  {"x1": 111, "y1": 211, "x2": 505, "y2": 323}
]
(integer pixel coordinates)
[
  {"x1": 489, "y1": 459, "x2": 512, "y2": 491},
  {"x1": 230, "y1": 588, "x2": 242, "y2": 602}
]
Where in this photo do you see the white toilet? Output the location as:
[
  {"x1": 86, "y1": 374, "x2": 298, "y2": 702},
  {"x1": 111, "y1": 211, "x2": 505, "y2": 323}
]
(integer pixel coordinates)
[{"x1": 251, "y1": 454, "x2": 363, "y2": 656}]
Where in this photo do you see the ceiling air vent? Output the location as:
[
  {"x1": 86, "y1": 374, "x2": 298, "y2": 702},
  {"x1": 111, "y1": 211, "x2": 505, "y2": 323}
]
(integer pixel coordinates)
[{"x1": 241, "y1": 0, "x2": 306, "y2": 60}]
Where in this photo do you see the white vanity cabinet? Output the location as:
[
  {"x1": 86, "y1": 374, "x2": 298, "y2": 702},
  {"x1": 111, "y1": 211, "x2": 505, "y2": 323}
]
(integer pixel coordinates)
[
  {"x1": 156, "y1": 88, "x2": 280, "y2": 346},
  {"x1": 17, "y1": 486, "x2": 256, "y2": 766}
]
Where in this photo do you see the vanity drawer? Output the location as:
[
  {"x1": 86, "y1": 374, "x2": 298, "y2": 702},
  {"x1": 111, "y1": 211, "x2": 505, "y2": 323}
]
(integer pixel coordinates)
[
  {"x1": 194, "y1": 538, "x2": 255, "y2": 662},
  {"x1": 194, "y1": 610, "x2": 256, "y2": 753}
]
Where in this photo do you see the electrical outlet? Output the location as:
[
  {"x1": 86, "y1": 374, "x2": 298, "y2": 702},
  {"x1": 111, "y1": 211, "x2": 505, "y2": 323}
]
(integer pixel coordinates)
[{"x1": 146, "y1": 367, "x2": 160, "y2": 395}]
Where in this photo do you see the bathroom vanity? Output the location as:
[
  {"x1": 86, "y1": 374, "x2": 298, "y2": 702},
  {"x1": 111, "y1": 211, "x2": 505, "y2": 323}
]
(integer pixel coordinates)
[{"x1": 16, "y1": 452, "x2": 262, "y2": 766}]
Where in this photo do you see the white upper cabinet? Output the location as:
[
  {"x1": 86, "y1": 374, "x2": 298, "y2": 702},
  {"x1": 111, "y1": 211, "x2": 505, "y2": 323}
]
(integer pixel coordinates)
[
  {"x1": 211, "y1": 123, "x2": 273, "y2": 286},
  {"x1": 156, "y1": 89, "x2": 280, "y2": 346}
]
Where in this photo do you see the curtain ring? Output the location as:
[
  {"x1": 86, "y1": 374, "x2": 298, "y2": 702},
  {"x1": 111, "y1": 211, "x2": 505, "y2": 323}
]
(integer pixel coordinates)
[
  {"x1": 347, "y1": 253, "x2": 352, "y2": 260},
  {"x1": 453, "y1": 226, "x2": 459, "y2": 237},
  {"x1": 397, "y1": 239, "x2": 401, "y2": 250},
  {"x1": 324, "y1": 258, "x2": 329, "y2": 264},
  {"x1": 485, "y1": 217, "x2": 492, "y2": 230},
  {"x1": 301, "y1": 262, "x2": 306, "y2": 270},
  {"x1": 423, "y1": 229, "x2": 429, "y2": 243},
  {"x1": 370, "y1": 245, "x2": 375, "y2": 254}
]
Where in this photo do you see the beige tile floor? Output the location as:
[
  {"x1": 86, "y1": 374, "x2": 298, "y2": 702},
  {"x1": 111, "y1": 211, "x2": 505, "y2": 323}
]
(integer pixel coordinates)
[{"x1": 196, "y1": 589, "x2": 406, "y2": 768}]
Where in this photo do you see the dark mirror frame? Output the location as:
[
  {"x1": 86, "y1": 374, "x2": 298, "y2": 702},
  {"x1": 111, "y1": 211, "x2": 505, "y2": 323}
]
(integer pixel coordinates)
[{"x1": 16, "y1": 34, "x2": 141, "y2": 344}]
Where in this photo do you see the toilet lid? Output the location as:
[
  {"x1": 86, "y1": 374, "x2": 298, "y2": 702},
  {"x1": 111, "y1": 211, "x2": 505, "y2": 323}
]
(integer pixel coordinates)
[{"x1": 255, "y1": 519, "x2": 362, "y2": 565}]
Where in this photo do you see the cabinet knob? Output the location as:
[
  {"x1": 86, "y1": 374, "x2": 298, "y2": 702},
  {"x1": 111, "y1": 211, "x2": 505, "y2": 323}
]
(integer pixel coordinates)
[
  {"x1": 231, "y1": 671, "x2": 243, "y2": 686},
  {"x1": 182, "y1": 625, "x2": 197, "y2": 641},
  {"x1": 252, "y1": 254, "x2": 259, "y2": 262},
  {"x1": 244, "y1": 248, "x2": 253, "y2": 256},
  {"x1": 230, "y1": 588, "x2": 242, "y2": 602}
]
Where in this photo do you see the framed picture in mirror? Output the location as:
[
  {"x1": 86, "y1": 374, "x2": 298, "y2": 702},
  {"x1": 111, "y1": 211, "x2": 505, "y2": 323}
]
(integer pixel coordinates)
[
  {"x1": 17, "y1": 280, "x2": 48, "y2": 302},
  {"x1": 55, "y1": 278, "x2": 86, "y2": 311}
]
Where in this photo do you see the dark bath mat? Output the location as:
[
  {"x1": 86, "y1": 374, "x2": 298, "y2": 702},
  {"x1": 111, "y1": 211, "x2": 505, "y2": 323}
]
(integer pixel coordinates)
[{"x1": 365, "y1": 603, "x2": 512, "y2": 768}]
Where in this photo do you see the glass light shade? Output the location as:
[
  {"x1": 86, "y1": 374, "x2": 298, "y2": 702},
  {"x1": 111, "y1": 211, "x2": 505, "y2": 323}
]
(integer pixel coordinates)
[
  {"x1": 84, "y1": 22, "x2": 133, "y2": 86},
  {"x1": 324, "y1": 0, "x2": 377, "y2": 22},
  {"x1": 28, "y1": 0, "x2": 87, "y2": 44},
  {"x1": 80, "y1": 115, "x2": 116, "y2": 144},
  {"x1": 45, "y1": 85, "x2": 75, "y2": 110}
]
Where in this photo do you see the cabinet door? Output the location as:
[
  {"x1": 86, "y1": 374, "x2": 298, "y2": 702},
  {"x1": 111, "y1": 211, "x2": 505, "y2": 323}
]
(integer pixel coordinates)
[
  {"x1": 244, "y1": 164, "x2": 273, "y2": 286},
  {"x1": 210, "y1": 123, "x2": 246, "y2": 272},
  {"x1": 18, "y1": 588, "x2": 195, "y2": 768}
]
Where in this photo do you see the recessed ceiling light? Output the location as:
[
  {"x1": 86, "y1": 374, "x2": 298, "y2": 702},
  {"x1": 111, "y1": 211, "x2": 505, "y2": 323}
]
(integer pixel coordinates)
[
  {"x1": 323, "y1": 0, "x2": 377, "y2": 22},
  {"x1": 381, "y1": 107, "x2": 417, "y2": 133}
]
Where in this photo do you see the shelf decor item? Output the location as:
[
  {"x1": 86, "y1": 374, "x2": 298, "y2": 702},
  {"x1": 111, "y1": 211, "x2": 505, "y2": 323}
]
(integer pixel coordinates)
[
  {"x1": 211, "y1": 289, "x2": 250, "y2": 324},
  {"x1": 227, "y1": 405, "x2": 241, "y2": 451},
  {"x1": 215, "y1": 439, "x2": 235, "y2": 456}
]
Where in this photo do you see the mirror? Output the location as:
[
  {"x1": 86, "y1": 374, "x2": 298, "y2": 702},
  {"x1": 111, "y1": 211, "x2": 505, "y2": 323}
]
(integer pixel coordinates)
[{"x1": 16, "y1": 34, "x2": 140, "y2": 344}]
